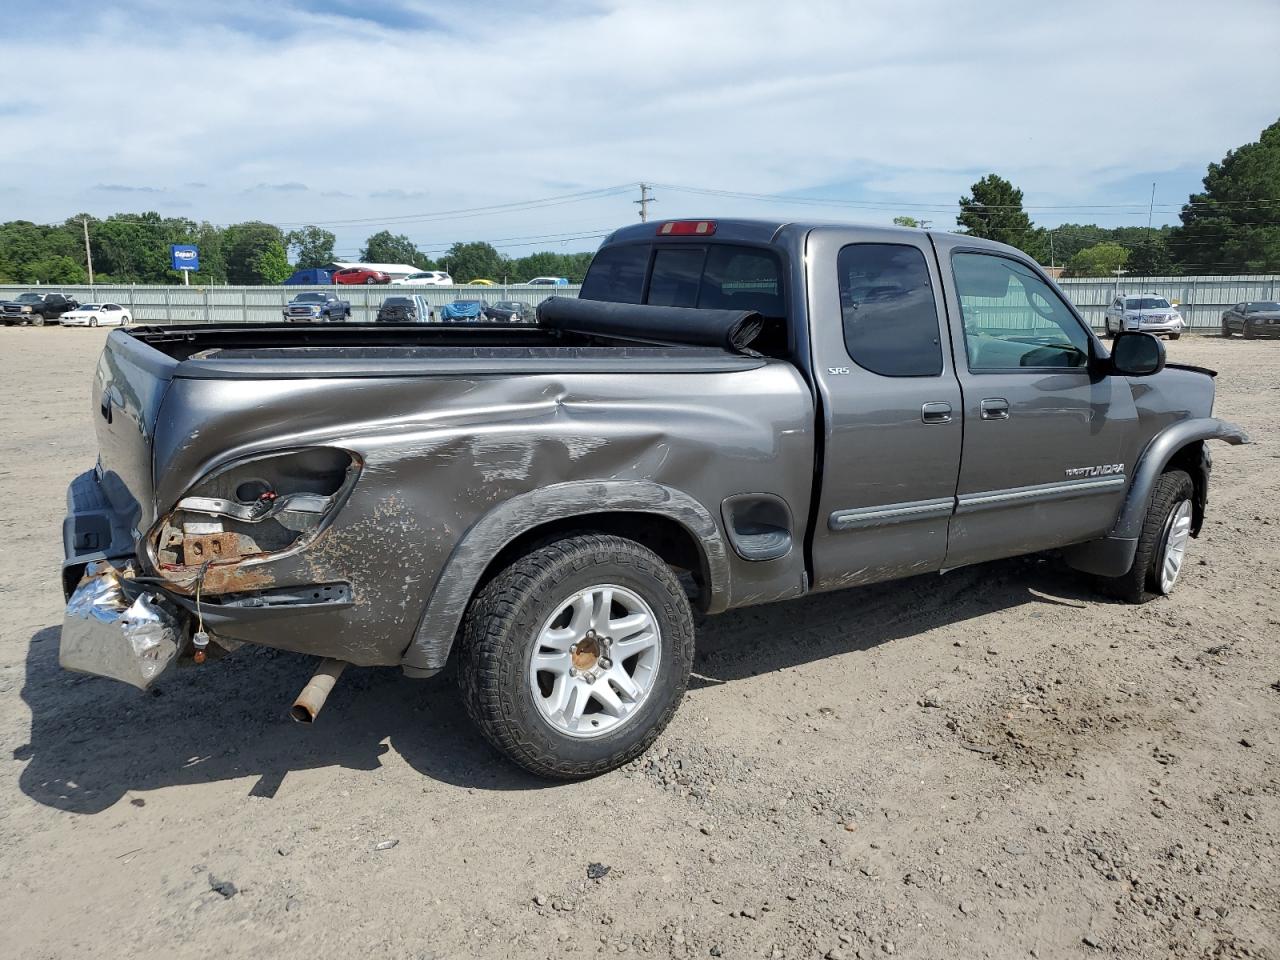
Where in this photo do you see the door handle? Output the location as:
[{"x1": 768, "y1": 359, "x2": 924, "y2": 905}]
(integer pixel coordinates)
[
  {"x1": 981, "y1": 398, "x2": 1010, "y2": 420},
  {"x1": 921, "y1": 401, "x2": 952, "y2": 424}
]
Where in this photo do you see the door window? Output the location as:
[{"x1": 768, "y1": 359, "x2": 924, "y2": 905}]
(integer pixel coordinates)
[
  {"x1": 837, "y1": 244, "x2": 943, "y2": 376},
  {"x1": 952, "y1": 253, "x2": 1091, "y2": 370}
]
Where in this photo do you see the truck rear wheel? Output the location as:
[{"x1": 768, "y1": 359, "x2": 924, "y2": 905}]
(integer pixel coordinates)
[
  {"x1": 1098, "y1": 469, "x2": 1194, "y2": 604},
  {"x1": 458, "y1": 533, "x2": 694, "y2": 779}
]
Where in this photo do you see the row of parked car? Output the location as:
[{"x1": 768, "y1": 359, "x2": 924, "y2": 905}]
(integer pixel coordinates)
[
  {"x1": 283, "y1": 266, "x2": 571, "y2": 287},
  {"x1": 281, "y1": 292, "x2": 538, "y2": 324},
  {"x1": 1, "y1": 292, "x2": 133, "y2": 326}
]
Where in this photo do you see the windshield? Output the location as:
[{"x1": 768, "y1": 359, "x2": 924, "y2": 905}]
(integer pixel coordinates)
[
  {"x1": 452, "y1": 300, "x2": 480, "y2": 307},
  {"x1": 1249, "y1": 301, "x2": 1280, "y2": 312},
  {"x1": 293, "y1": 293, "x2": 326, "y2": 303},
  {"x1": 1125, "y1": 297, "x2": 1171, "y2": 311},
  {"x1": 382, "y1": 298, "x2": 412, "y2": 307},
  {"x1": 78, "y1": 304, "x2": 102, "y2": 310},
  {"x1": 16, "y1": 293, "x2": 41, "y2": 302}
]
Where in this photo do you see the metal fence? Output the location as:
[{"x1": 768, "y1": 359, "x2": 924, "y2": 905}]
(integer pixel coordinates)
[
  {"x1": 4, "y1": 275, "x2": 1279, "y2": 331},
  {"x1": 0, "y1": 284, "x2": 582, "y2": 325},
  {"x1": 1056, "y1": 275, "x2": 1280, "y2": 330}
]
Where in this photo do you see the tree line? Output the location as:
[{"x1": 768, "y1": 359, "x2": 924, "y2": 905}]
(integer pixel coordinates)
[
  {"x1": 932, "y1": 117, "x2": 1280, "y2": 277},
  {"x1": 0, "y1": 217, "x2": 596, "y2": 286},
  {"x1": 2, "y1": 118, "x2": 1276, "y2": 285}
]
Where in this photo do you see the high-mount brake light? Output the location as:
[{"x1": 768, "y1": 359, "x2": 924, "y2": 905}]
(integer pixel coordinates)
[{"x1": 657, "y1": 220, "x2": 717, "y2": 237}]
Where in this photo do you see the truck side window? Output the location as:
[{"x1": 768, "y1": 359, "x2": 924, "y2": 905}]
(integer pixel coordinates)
[
  {"x1": 580, "y1": 244, "x2": 649, "y2": 304},
  {"x1": 837, "y1": 244, "x2": 943, "y2": 377},
  {"x1": 952, "y1": 253, "x2": 1090, "y2": 371}
]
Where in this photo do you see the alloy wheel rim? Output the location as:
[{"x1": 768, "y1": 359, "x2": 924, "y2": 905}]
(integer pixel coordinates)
[
  {"x1": 1159, "y1": 500, "x2": 1193, "y2": 594},
  {"x1": 528, "y1": 584, "x2": 661, "y2": 740}
]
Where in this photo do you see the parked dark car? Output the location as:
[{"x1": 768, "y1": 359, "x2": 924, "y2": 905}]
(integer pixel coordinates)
[
  {"x1": 1221, "y1": 301, "x2": 1280, "y2": 339},
  {"x1": 486, "y1": 300, "x2": 535, "y2": 323},
  {"x1": 284, "y1": 268, "x2": 334, "y2": 286},
  {"x1": 440, "y1": 298, "x2": 489, "y2": 322},
  {"x1": 333, "y1": 267, "x2": 391, "y2": 285},
  {"x1": 2, "y1": 291, "x2": 80, "y2": 326},
  {"x1": 376, "y1": 295, "x2": 433, "y2": 323},
  {"x1": 282, "y1": 292, "x2": 351, "y2": 322}
]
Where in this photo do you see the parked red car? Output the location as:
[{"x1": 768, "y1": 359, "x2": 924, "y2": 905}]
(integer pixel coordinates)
[{"x1": 333, "y1": 267, "x2": 391, "y2": 285}]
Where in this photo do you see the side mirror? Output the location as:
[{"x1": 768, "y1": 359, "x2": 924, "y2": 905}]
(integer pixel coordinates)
[{"x1": 1110, "y1": 331, "x2": 1165, "y2": 376}]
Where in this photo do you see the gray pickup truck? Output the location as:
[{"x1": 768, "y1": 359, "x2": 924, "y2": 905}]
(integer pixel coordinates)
[{"x1": 60, "y1": 218, "x2": 1246, "y2": 779}]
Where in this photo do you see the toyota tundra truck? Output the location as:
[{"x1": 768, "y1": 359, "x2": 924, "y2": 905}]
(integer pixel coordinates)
[{"x1": 59, "y1": 219, "x2": 1247, "y2": 779}]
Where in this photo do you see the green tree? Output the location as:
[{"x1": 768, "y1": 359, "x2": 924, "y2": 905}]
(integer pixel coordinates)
[
  {"x1": 223, "y1": 221, "x2": 289, "y2": 284},
  {"x1": 892, "y1": 216, "x2": 921, "y2": 228},
  {"x1": 20, "y1": 255, "x2": 86, "y2": 284},
  {"x1": 286, "y1": 225, "x2": 336, "y2": 270},
  {"x1": 254, "y1": 240, "x2": 291, "y2": 284},
  {"x1": 441, "y1": 241, "x2": 507, "y2": 283},
  {"x1": 957, "y1": 174, "x2": 1045, "y2": 259},
  {"x1": 360, "y1": 230, "x2": 432, "y2": 268},
  {"x1": 1063, "y1": 242, "x2": 1130, "y2": 277},
  {"x1": 1168, "y1": 117, "x2": 1280, "y2": 274}
]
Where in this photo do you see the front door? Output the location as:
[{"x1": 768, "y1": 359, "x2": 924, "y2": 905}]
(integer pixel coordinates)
[
  {"x1": 808, "y1": 228, "x2": 963, "y2": 590},
  {"x1": 936, "y1": 245, "x2": 1135, "y2": 568}
]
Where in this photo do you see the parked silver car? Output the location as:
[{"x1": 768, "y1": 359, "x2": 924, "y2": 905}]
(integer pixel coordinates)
[{"x1": 1103, "y1": 294, "x2": 1185, "y2": 339}]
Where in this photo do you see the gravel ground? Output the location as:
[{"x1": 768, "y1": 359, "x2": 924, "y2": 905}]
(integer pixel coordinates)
[{"x1": 1, "y1": 328, "x2": 1277, "y2": 960}]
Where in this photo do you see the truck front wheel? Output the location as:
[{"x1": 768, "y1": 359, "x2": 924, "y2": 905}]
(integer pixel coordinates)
[
  {"x1": 458, "y1": 533, "x2": 694, "y2": 779},
  {"x1": 1099, "y1": 469, "x2": 1195, "y2": 604}
]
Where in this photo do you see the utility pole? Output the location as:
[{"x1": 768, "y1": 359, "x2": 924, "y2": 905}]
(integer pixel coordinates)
[
  {"x1": 1112, "y1": 268, "x2": 1128, "y2": 300},
  {"x1": 635, "y1": 183, "x2": 656, "y2": 223},
  {"x1": 1049, "y1": 230, "x2": 1055, "y2": 270},
  {"x1": 81, "y1": 217, "x2": 94, "y2": 286}
]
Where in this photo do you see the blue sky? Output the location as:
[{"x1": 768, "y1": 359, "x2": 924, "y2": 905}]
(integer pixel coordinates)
[{"x1": 3, "y1": 0, "x2": 1278, "y2": 257}]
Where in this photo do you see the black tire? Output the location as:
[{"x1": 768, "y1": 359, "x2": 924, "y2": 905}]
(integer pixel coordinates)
[
  {"x1": 89, "y1": 317, "x2": 98, "y2": 328},
  {"x1": 32, "y1": 314, "x2": 44, "y2": 327},
  {"x1": 1097, "y1": 469, "x2": 1194, "y2": 604},
  {"x1": 1169, "y1": 332, "x2": 1180, "y2": 340},
  {"x1": 1243, "y1": 323, "x2": 1256, "y2": 340},
  {"x1": 458, "y1": 533, "x2": 695, "y2": 779},
  {"x1": 1221, "y1": 318, "x2": 1232, "y2": 338},
  {"x1": 365, "y1": 277, "x2": 377, "y2": 285},
  {"x1": 1105, "y1": 319, "x2": 1116, "y2": 339}
]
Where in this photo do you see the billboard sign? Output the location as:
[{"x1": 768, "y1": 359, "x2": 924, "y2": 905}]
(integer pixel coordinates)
[{"x1": 170, "y1": 244, "x2": 200, "y2": 272}]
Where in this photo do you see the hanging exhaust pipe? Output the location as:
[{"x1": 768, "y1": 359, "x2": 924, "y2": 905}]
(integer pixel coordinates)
[{"x1": 290, "y1": 658, "x2": 348, "y2": 723}]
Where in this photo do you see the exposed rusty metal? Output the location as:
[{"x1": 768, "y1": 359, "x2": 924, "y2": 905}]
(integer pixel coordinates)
[
  {"x1": 290, "y1": 658, "x2": 348, "y2": 722},
  {"x1": 182, "y1": 532, "x2": 247, "y2": 564}
]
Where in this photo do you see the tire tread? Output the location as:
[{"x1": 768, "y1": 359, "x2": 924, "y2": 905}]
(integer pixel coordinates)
[{"x1": 458, "y1": 534, "x2": 693, "y2": 779}]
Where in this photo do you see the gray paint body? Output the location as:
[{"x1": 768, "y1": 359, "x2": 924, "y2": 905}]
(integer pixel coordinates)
[{"x1": 63, "y1": 219, "x2": 1246, "y2": 677}]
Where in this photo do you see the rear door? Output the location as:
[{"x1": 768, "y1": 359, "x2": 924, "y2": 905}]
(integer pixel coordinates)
[
  {"x1": 807, "y1": 227, "x2": 963, "y2": 590},
  {"x1": 935, "y1": 240, "x2": 1133, "y2": 567}
]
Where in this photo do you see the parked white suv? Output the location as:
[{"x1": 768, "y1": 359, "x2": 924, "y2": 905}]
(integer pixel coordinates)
[
  {"x1": 1103, "y1": 294, "x2": 1185, "y2": 340},
  {"x1": 392, "y1": 270, "x2": 453, "y2": 286}
]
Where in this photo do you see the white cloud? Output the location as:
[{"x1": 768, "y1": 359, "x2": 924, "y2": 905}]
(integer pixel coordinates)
[{"x1": 3, "y1": 0, "x2": 1278, "y2": 249}]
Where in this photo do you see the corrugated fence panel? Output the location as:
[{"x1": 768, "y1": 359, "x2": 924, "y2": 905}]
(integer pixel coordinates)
[
  {"x1": 5, "y1": 277, "x2": 1280, "y2": 330},
  {"x1": 0, "y1": 284, "x2": 584, "y2": 325}
]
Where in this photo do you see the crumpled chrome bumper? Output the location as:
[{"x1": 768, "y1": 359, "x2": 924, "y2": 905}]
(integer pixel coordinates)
[{"x1": 60, "y1": 560, "x2": 188, "y2": 690}]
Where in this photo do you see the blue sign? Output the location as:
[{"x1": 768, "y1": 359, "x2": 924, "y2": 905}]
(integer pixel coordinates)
[{"x1": 170, "y1": 244, "x2": 199, "y2": 271}]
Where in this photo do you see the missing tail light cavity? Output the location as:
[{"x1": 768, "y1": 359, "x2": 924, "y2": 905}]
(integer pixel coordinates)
[{"x1": 151, "y1": 448, "x2": 360, "y2": 590}]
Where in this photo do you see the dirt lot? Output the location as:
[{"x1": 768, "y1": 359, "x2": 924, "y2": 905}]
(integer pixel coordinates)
[{"x1": 1, "y1": 328, "x2": 1277, "y2": 960}]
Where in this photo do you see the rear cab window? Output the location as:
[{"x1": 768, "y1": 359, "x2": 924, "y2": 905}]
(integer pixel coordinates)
[{"x1": 582, "y1": 243, "x2": 785, "y2": 316}]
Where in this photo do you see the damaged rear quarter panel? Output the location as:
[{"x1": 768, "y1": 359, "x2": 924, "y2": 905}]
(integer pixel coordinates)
[{"x1": 150, "y1": 364, "x2": 814, "y2": 666}]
